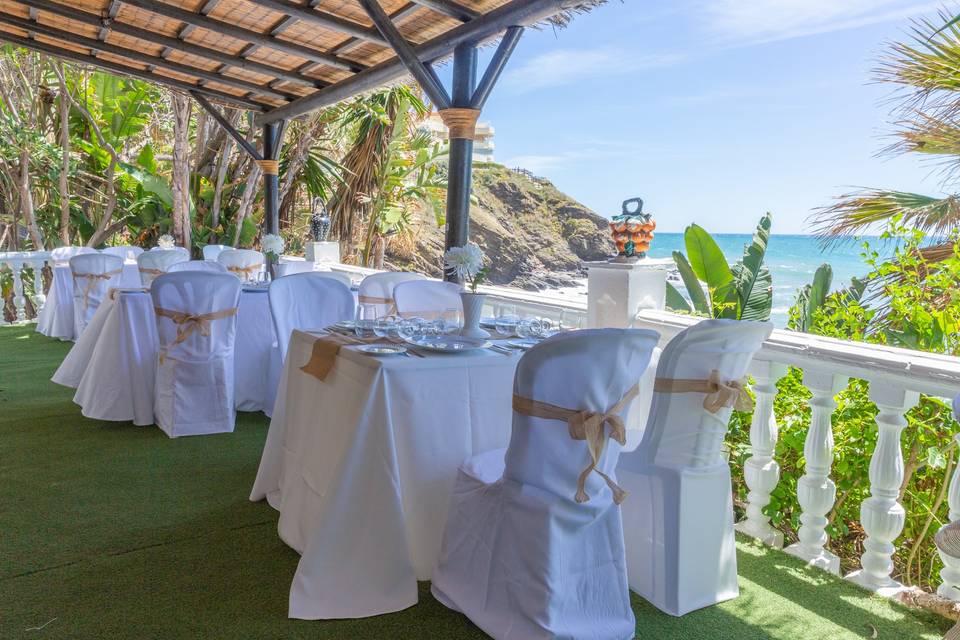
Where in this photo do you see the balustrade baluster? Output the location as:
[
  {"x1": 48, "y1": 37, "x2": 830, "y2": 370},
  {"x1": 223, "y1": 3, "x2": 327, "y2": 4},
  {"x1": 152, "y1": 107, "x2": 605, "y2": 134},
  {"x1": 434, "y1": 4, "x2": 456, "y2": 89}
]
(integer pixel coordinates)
[
  {"x1": 784, "y1": 369, "x2": 847, "y2": 574},
  {"x1": 11, "y1": 260, "x2": 26, "y2": 322},
  {"x1": 735, "y1": 360, "x2": 787, "y2": 547},
  {"x1": 938, "y1": 433, "x2": 960, "y2": 601},
  {"x1": 845, "y1": 384, "x2": 919, "y2": 593},
  {"x1": 30, "y1": 259, "x2": 47, "y2": 312},
  {"x1": 0, "y1": 260, "x2": 7, "y2": 325}
]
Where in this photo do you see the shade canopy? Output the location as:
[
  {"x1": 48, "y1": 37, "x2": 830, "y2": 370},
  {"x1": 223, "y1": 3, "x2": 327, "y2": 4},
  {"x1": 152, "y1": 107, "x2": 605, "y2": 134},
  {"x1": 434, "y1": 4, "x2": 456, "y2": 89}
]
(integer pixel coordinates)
[{"x1": 0, "y1": 0, "x2": 589, "y2": 121}]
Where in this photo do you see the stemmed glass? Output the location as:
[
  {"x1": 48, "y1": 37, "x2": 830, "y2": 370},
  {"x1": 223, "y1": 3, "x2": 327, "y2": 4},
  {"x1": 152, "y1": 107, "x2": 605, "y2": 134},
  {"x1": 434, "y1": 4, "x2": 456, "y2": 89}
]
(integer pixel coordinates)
[
  {"x1": 495, "y1": 304, "x2": 518, "y2": 336},
  {"x1": 441, "y1": 308, "x2": 463, "y2": 335}
]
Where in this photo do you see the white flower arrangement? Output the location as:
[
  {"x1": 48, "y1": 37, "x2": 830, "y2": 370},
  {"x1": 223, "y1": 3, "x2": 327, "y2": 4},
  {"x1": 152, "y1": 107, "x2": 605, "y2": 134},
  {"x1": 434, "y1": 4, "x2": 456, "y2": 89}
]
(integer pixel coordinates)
[
  {"x1": 262, "y1": 233, "x2": 285, "y2": 261},
  {"x1": 444, "y1": 242, "x2": 487, "y2": 292},
  {"x1": 157, "y1": 234, "x2": 175, "y2": 249}
]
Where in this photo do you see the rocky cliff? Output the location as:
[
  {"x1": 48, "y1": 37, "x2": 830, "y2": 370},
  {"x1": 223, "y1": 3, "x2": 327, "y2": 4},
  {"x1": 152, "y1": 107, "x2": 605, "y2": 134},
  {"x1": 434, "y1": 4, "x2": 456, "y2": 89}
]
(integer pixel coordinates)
[{"x1": 386, "y1": 163, "x2": 614, "y2": 289}]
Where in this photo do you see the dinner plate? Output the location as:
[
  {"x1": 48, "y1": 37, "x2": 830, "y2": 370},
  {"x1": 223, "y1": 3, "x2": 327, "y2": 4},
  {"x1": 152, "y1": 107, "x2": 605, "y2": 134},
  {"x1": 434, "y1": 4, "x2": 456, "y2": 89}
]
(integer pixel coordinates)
[
  {"x1": 507, "y1": 339, "x2": 538, "y2": 350},
  {"x1": 407, "y1": 335, "x2": 490, "y2": 353},
  {"x1": 358, "y1": 344, "x2": 407, "y2": 356},
  {"x1": 334, "y1": 320, "x2": 356, "y2": 330}
]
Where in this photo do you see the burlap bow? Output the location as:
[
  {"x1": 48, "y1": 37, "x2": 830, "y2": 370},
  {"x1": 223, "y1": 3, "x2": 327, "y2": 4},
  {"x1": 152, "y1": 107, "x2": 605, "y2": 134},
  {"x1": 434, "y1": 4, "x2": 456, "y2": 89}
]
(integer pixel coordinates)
[
  {"x1": 226, "y1": 264, "x2": 262, "y2": 278},
  {"x1": 512, "y1": 383, "x2": 639, "y2": 505},
  {"x1": 73, "y1": 268, "x2": 122, "y2": 313},
  {"x1": 653, "y1": 369, "x2": 753, "y2": 414},
  {"x1": 154, "y1": 306, "x2": 238, "y2": 360}
]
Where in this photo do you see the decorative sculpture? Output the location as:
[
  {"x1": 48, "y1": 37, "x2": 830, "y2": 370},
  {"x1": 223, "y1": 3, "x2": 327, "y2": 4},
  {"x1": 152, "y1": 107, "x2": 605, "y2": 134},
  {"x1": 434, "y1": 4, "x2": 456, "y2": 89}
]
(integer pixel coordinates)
[
  {"x1": 310, "y1": 197, "x2": 331, "y2": 242},
  {"x1": 609, "y1": 197, "x2": 656, "y2": 261}
]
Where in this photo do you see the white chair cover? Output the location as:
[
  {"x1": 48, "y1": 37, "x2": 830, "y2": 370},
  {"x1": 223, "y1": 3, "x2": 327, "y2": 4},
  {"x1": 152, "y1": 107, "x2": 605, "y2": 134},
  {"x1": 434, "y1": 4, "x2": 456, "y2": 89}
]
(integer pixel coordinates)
[
  {"x1": 268, "y1": 273, "x2": 356, "y2": 359},
  {"x1": 167, "y1": 260, "x2": 228, "y2": 274},
  {"x1": 202, "y1": 244, "x2": 232, "y2": 261},
  {"x1": 101, "y1": 245, "x2": 144, "y2": 262},
  {"x1": 69, "y1": 253, "x2": 124, "y2": 338},
  {"x1": 274, "y1": 261, "x2": 315, "y2": 278},
  {"x1": 218, "y1": 248, "x2": 265, "y2": 282},
  {"x1": 138, "y1": 250, "x2": 189, "y2": 287},
  {"x1": 358, "y1": 271, "x2": 425, "y2": 316},
  {"x1": 151, "y1": 245, "x2": 190, "y2": 255},
  {"x1": 393, "y1": 280, "x2": 462, "y2": 317},
  {"x1": 431, "y1": 328, "x2": 660, "y2": 640},
  {"x1": 618, "y1": 319, "x2": 771, "y2": 616},
  {"x1": 51, "y1": 245, "x2": 96, "y2": 266},
  {"x1": 150, "y1": 272, "x2": 242, "y2": 437}
]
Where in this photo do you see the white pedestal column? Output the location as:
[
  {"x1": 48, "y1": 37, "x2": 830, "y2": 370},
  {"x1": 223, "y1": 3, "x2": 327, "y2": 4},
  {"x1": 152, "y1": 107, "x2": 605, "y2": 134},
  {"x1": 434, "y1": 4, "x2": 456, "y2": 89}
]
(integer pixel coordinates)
[
  {"x1": 585, "y1": 258, "x2": 673, "y2": 329},
  {"x1": 305, "y1": 241, "x2": 340, "y2": 264}
]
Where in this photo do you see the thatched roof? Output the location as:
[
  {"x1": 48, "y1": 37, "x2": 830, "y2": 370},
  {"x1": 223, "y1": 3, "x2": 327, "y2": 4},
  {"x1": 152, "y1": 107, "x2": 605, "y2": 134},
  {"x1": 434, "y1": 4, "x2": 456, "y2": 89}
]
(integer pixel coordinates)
[{"x1": 0, "y1": 0, "x2": 601, "y2": 121}]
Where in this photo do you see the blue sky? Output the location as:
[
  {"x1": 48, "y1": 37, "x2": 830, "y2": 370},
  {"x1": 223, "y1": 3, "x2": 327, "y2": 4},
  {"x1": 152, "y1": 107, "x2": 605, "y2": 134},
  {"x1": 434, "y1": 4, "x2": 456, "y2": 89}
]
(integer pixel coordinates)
[{"x1": 462, "y1": 0, "x2": 952, "y2": 233}]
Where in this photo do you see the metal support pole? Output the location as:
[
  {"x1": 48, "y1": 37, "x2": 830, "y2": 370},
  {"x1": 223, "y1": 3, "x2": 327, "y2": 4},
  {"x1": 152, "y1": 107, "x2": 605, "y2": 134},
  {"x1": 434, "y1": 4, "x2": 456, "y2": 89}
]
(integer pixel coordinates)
[
  {"x1": 443, "y1": 42, "x2": 478, "y2": 274},
  {"x1": 262, "y1": 121, "x2": 282, "y2": 237}
]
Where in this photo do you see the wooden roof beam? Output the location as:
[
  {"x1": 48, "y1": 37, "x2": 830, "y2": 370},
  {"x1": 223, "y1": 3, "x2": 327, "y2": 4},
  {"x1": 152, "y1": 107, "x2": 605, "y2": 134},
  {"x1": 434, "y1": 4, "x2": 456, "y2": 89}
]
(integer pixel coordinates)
[
  {"x1": 0, "y1": 27, "x2": 265, "y2": 110},
  {"x1": 0, "y1": 10, "x2": 295, "y2": 101},
  {"x1": 330, "y1": 2, "x2": 420, "y2": 57},
  {"x1": 257, "y1": 0, "x2": 568, "y2": 124},
  {"x1": 249, "y1": 0, "x2": 388, "y2": 47},
  {"x1": 21, "y1": 0, "x2": 325, "y2": 89},
  {"x1": 117, "y1": 0, "x2": 363, "y2": 73},
  {"x1": 409, "y1": 0, "x2": 479, "y2": 22}
]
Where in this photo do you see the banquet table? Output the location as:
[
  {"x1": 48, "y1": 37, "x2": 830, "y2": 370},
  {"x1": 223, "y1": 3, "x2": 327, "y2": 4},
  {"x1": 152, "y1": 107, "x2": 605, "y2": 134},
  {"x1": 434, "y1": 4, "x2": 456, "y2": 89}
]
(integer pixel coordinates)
[
  {"x1": 37, "y1": 262, "x2": 142, "y2": 341},
  {"x1": 249, "y1": 330, "x2": 658, "y2": 620},
  {"x1": 52, "y1": 285, "x2": 278, "y2": 421}
]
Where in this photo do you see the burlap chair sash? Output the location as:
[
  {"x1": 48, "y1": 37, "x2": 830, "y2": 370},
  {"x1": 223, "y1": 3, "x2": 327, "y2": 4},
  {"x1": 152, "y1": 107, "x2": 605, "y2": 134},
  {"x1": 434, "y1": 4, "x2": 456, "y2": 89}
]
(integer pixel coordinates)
[
  {"x1": 73, "y1": 268, "x2": 122, "y2": 312},
  {"x1": 358, "y1": 295, "x2": 397, "y2": 315},
  {"x1": 300, "y1": 332, "x2": 386, "y2": 382},
  {"x1": 226, "y1": 264, "x2": 262, "y2": 278},
  {"x1": 154, "y1": 306, "x2": 238, "y2": 362},
  {"x1": 512, "y1": 383, "x2": 640, "y2": 505},
  {"x1": 653, "y1": 369, "x2": 752, "y2": 414}
]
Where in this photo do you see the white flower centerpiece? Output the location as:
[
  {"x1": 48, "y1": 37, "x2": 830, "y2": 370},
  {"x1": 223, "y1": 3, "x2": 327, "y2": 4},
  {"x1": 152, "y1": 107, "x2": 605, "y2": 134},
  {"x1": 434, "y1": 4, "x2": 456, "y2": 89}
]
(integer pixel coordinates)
[
  {"x1": 444, "y1": 242, "x2": 489, "y2": 340},
  {"x1": 262, "y1": 233, "x2": 285, "y2": 277},
  {"x1": 157, "y1": 234, "x2": 175, "y2": 250}
]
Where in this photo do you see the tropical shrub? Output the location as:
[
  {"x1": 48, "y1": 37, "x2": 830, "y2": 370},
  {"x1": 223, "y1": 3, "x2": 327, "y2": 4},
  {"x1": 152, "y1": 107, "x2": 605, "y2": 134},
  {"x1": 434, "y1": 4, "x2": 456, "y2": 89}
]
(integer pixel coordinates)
[{"x1": 666, "y1": 213, "x2": 773, "y2": 321}]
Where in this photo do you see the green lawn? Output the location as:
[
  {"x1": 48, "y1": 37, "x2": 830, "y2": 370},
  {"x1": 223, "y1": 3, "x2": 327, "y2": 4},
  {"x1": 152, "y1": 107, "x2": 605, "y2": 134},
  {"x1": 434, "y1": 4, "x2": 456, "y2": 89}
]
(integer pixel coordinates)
[{"x1": 0, "y1": 324, "x2": 950, "y2": 639}]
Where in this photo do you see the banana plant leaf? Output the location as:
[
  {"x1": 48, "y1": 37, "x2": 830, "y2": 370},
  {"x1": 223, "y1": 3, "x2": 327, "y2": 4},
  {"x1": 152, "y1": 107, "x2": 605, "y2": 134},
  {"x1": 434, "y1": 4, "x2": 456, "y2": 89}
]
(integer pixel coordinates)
[
  {"x1": 665, "y1": 281, "x2": 693, "y2": 314},
  {"x1": 732, "y1": 263, "x2": 772, "y2": 321},
  {"x1": 735, "y1": 213, "x2": 772, "y2": 319},
  {"x1": 684, "y1": 223, "x2": 733, "y2": 290},
  {"x1": 673, "y1": 251, "x2": 711, "y2": 316}
]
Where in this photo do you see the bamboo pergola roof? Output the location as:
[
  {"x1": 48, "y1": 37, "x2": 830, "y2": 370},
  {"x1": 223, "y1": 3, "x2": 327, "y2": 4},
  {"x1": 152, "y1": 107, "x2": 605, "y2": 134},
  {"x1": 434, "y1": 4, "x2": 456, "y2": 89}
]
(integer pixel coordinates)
[{"x1": 0, "y1": 0, "x2": 589, "y2": 123}]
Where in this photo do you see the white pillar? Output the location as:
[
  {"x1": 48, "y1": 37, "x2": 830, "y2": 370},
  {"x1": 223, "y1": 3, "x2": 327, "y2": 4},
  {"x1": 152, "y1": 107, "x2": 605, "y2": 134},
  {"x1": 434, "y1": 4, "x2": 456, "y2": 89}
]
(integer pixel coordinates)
[
  {"x1": 11, "y1": 259, "x2": 26, "y2": 322},
  {"x1": 585, "y1": 258, "x2": 673, "y2": 328},
  {"x1": 845, "y1": 384, "x2": 919, "y2": 594},
  {"x1": 735, "y1": 360, "x2": 788, "y2": 547},
  {"x1": 785, "y1": 369, "x2": 847, "y2": 574},
  {"x1": 939, "y1": 433, "x2": 960, "y2": 601}
]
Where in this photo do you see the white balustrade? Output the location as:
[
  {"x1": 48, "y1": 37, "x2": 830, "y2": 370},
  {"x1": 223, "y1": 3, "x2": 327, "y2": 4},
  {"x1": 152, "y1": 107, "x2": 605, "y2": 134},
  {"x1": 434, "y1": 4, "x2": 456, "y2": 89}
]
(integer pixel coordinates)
[
  {"x1": 1, "y1": 251, "x2": 51, "y2": 323},
  {"x1": 784, "y1": 369, "x2": 845, "y2": 574},
  {"x1": 734, "y1": 360, "x2": 788, "y2": 547}
]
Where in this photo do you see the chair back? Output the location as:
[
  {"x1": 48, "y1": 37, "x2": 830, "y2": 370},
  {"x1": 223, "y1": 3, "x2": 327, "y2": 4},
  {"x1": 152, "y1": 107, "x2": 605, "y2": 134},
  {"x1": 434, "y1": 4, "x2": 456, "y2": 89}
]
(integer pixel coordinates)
[
  {"x1": 69, "y1": 253, "x2": 124, "y2": 334},
  {"x1": 504, "y1": 328, "x2": 659, "y2": 506},
  {"x1": 101, "y1": 245, "x2": 143, "y2": 262},
  {"x1": 275, "y1": 260, "x2": 315, "y2": 277},
  {"x1": 621, "y1": 319, "x2": 772, "y2": 472},
  {"x1": 269, "y1": 273, "x2": 356, "y2": 358},
  {"x1": 150, "y1": 272, "x2": 241, "y2": 363},
  {"x1": 359, "y1": 271, "x2": 425, "y2": 316},
  {"x1": 218, "y1": 249, "x2": 265, "y2": 282},
  {"x1": 138, "y1": 249, "x2": 189, "y2": 286},
  {"x1": 393, "y1": 280, "x2": 462, "y2": 318},
  {"x1": 202, "y1": 244, "x2": 232, "y2": 261},
  {"x1": 51, "y1": 245, "x2": 96, "y2": 266},
  {"x1": 167, "y1": 260, "x2": 228, "y2": 274},
  {"x1": 151, "y1": 245, "x2": 190, "y2": 255}
]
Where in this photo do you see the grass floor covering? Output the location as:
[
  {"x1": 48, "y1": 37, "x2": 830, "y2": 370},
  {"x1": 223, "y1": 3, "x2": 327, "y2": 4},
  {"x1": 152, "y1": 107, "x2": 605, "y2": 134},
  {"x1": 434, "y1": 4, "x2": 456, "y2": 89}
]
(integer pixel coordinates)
[{"x1": 0, "y1": 323, "x2": 952, "y2": 639}]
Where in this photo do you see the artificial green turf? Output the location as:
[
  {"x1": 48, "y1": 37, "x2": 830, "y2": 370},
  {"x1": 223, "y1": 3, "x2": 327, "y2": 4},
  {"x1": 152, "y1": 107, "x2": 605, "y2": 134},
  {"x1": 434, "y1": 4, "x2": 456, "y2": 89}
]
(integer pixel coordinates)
[{"x1": 0, "y1": 324, "x2": 951, "y2": 639}]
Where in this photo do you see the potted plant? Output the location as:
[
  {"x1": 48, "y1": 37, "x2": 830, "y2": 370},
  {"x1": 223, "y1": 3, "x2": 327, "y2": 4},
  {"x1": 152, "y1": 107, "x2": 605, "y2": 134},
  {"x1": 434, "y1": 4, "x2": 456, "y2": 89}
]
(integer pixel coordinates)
[{"x1": 444, "y1": 242, "x2": 489, "y2": 339}]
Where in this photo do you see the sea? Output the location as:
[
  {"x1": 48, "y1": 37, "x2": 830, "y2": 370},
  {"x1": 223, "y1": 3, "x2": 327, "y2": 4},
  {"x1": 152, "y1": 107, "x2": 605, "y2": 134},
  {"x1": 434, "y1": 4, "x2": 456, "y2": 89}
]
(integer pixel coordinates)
[{"x1": 555, "y1": 234, "x2": 879, "y2": 328}]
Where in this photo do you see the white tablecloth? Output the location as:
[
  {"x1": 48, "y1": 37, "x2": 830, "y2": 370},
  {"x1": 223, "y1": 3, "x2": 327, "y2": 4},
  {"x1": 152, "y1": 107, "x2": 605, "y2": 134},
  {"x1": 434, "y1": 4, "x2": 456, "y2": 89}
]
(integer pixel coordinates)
[
  {"x1": 234, "y1": 288, "x2": 280, "y2": 414},
  {"x1": 36, "y1": 265, "x2": 75, "y2": 340},
  {"x1": 52, "y1": 288, "x2": 277, "y2": 420},
  {"x1": 250, "y1": 331, "x2": 521, "y2": 619}
]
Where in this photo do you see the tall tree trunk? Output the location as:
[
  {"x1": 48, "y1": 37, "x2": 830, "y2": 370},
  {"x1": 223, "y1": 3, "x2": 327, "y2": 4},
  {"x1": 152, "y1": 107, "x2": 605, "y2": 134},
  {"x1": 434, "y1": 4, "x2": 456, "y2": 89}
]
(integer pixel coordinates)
[
  {"x1": 57, "y1": 61, "x2": 71, "y2": 246},
  {"x1": 233, "y1": 161, "x2": 262, "y2": 246},
  {"x1": 171, "y1": 93, "x2": 192, "y2": 251},
  {"x1": 18, "y1": 147, "x2": 44, "y2": 249}
]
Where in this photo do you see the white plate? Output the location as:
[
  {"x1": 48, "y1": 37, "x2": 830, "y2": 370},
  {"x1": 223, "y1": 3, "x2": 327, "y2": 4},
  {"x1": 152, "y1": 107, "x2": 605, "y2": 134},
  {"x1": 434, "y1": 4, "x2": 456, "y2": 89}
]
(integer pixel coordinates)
[
  {"x1": 358, "y1": 344, "x2": 407, "y2": 356},
  {"x1": 507, "y1": 339, "x2": 538, "y2": 350},
  {"x1": 334, "y1": 320, "x2": 356, "y2": 329},
  {"x1": 407, "y1": 335, "x2": 490, "y2": 353}
]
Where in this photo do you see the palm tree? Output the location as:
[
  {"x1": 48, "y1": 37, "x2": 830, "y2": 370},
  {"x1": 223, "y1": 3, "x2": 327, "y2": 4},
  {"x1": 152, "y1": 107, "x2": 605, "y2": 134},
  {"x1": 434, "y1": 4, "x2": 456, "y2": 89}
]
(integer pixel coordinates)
[{"x1": 812, "y1": 10, "x2": 960, "y2": 257}]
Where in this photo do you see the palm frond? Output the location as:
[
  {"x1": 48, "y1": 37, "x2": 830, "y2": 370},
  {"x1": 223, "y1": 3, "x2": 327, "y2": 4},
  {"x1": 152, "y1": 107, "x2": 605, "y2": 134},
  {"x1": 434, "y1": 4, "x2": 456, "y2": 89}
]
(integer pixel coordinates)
[{"x1": 811, "y1": 189, "x2": 960, "y2": 243}]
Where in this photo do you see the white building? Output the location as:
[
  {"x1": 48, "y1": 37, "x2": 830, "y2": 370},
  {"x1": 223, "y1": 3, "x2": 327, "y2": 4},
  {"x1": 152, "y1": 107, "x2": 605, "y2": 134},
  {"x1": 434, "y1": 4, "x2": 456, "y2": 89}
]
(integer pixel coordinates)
[{"x1": 421, "y1": 112, "x2": 495, "y2": 163}]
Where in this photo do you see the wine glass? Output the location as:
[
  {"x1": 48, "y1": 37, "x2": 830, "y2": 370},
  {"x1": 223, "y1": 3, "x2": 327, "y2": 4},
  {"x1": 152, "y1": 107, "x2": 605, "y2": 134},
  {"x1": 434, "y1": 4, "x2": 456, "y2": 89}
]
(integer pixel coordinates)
[
  {"x1": 441, "y1": 308, "x2": 462, "y2": 335},
  {"x1": 396, "y1": 319, "x2": 417, "y2": 342},
  {"x1": 373, "y1": 316, "x2": 393, "y2": 339},
  {"x1": 560, "y1": 309, "x2": 584, "y2": 331},
  {"x1": 355, "y1": 303, "x2": 378, "y2": 339},
  {"x1": 515, "y1": 319, "x2": 536, "y2": 340}
]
